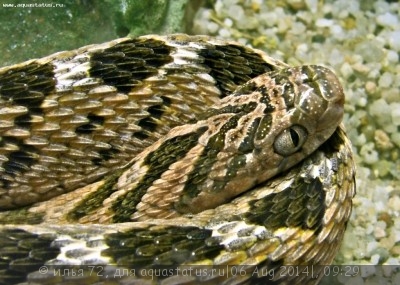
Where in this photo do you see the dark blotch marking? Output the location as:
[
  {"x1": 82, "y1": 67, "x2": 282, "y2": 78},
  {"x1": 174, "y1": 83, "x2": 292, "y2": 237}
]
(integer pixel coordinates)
[
  {"x1": 137, "y1": 117, "x2": 158, "y2": 133},
  {"x1": 254, "y1": 114, "x2": 273, "y2": 141},
  {"x1": 0, "y1": 62, "x2": 55, "y2": 186},
  {"x1": 257, "y1": 85, "x2": 269, "y2": 97},
  {"x1": 0, "y1": 138, "x2": 39, "y2": 191},
  {"x1": 269, "y1": 69, "x2": 291, "y2": 87},
  {"x1": 180, "y1": 115, "x2": 241, "y2": 200},
  {"x1": 93, "y1": 147, "x2": 120, "y2": 166},
  {"x1": 225, "y1": 154, "x2": 247, "y2": 179},
  {"x1": 0, "y1": 62, "x2": 55, "y2": 109},
  {"x1": 257, "y1": 85, "x2": 275, "y2": 113},
  {"x1": 146, "y1": 103, "x2": 167, "y2": 119},
  {"x1": 111, "y1": 126, "x2": 208, "y2": 222},
  {"x1": 238, "y1": 118, "x2": 261, "y2": 153},
  {"x1": 0, "y1": 207, "x2": 44, "y2": 225},
  {"x1": 242, "y1": 177, "x2": 326, "y2": 234},
  {"x1": 269, "y1": 69, "x2": 296, "y2": 109},
  {"x1": 133, "y1": 96, "x2": 172, "y2": 140},
  {"x1": 133, "y1": 131, "x2": 150, "y2": 140},
  {"x1": 67, "y1": 169, "x2": 124, "y2": 221},
  {"x1": 102, "y1": 226, "x2": 217, "y2": 266},
  {"x1": 2, "y1": 149, "x2": 37, "y2": 174},
  {"x1": 281, "y1": 82, "x2": 295, "y2": 109},
  {"x1": 198, "y1": 44, "x2": 279, "y2": 97},
  {"x1": 89, "y1": 38, "x2": 174, "y2": 93},
  {"x1": 14, "y1": 114, "x2": 38, "y2": 129},
  {"x1": 0, "y1": 228, "x2": 60, "y2": 283},
  {"x1": 199, "y1": 101, "x2": 257, "y2": 121},
  {"x1": 180, "y1": 100, "x2": 259, "y2": 199},
  {"x1": 76, "y1": 113, "x2": 105, "y2": 134},
  {"x1": 233, "y1": 81, "x2": 258, "y2": 96}
]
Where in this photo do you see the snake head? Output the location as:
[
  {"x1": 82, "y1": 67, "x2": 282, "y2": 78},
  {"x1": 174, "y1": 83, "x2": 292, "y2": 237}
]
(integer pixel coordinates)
[
  {"x1": 267, "y1": 65, "x2": 345, "y2": 165},
  {"x1": 115, "y1": 65, "x2": 345, "y2": 219},
  {"x1": 169, "y1": 65, "x2": 345, "y2": 215}
]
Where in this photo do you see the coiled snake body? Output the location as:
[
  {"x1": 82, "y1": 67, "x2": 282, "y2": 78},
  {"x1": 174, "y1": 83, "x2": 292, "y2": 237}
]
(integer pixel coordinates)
[{"x1": 0, "y1": 34, "x2": 356, "y2": 284}]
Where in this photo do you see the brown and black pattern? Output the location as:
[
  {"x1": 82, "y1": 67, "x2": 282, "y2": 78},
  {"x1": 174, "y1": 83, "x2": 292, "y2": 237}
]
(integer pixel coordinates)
[
  {"x1": 0, "y1": 125, "x2": 355, "y2": 285},
  {"x1": 0, "y1": 35, "x2": 287, "y2": 209},
  {"x1": 0, "y1": 35, "x2": 356, "y2": 285},
  {"x1": 0, "y1": 62, "x2": 55, "y2": 195},
  {"x1": 57, "y1": 65, "x2": 344, "y2": 223},
  {"x1": 111, "y1": 126, "x2": 209, "y2": 222}
]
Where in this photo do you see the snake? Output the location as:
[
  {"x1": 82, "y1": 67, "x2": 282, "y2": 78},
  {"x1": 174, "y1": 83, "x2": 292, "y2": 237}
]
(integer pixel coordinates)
[{"x1": 0, "y1": 34, "x2": 356, "y2": 285}]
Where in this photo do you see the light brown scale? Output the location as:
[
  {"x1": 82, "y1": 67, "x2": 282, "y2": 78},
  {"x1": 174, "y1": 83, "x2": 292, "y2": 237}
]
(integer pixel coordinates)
[{"x1": 0, "y1": 36, "x2": 356, "y2": 284}]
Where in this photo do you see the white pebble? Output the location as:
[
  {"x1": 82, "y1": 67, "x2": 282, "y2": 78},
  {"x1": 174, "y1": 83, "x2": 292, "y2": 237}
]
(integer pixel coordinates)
[
  {"x1": 295, "y1": 43, "x2": 309, "y2": 61},
  {"x1": 356, "y1": 97, "x2": 367, "y2": 107},
  {"x1": 354, "y1": 133, "x2": 366, "y2": 146},
  {"x1": 277, "y1": 16, "x2": 291, "y2": 32},
  {"x1": 340, "y1": 62, "x2": 353, "y2": 79},
  {"x1": 388, "y1": 197, "x2": 400, "y2": 220},
  {"x1": 355, "y1": 41, "x2": 384, "y2": 62},
  {"x1": 369, "y1": 98, "x2": 389, "y2": 117},
  {"x1": 251, "y1": 0, "x2": 262, "y2": 6},
  {"x1": 305, "y1": 0, "x2": 318, "y2": 13},
  {"x1": 390, "y1": 133, "x2": 400, "y2": 148},
  {"x1": 388, "y1": 31, "x2": 400, "y2": 51},
  {"x1": 214, "y1": 0, "x2": 224, "y2": 16},
  {"x1": 386, "y1": 50, "x2": 399, "y2": 63},
  {"x1": 360, "y1": 143, "x2": 379, "y2": 165},
  {"x1": 227, "y1": 4, "x2": 244, "y2": 21},
  {"x1": 291, "y1": 22, "x2": 306, "y2": 35},
  {"x1": 366, "y1": 241, "x2": 379, "y2": 254},
  {"x1": 374, "y1": 221, "x2": 387, "y2": 239},
  {"x1": 218, "y1": 28, "x2": 231, "y2": 38},
  {"x1": 207, "y1": 22, "x2": 220, "y2": 34},
  {"x1": 383, "y1": 258, "x2": 400, "y2": 266},
  {"x1": 373, "y1": 0, "x2": 390, "y2": 14},
  {"x1": 365, "y1": 224, "x2": 374, "y2": 235},
  {"x1": 370, "y1": 254, "x2": 380, "y2": 265},
  {"x1": 330, "y1": 24, "x2": 345, "y2": 40},
  {"x1": 223, "y1": 18, "x2": 233, "y2": 28},
  {"x1": 390, "y1": 103, "x2": 400, "y2": 125},
  {"x1": 376, "y1": 12, "x2": 399, "y2": 28},
  {"x1": 260, "y1": 12, "x2": 277, "y2": 27},
  {"x1": 365, "y1": 81, "x2": 377, "y2": 94},
  {"x1": 345, "y1": 1, "x2": 360, "y2": 14},
  {"x1": 237, "y1": 38, "x2": 247, "y2": 45},
  {"x1": 368, "y1": 67, "x2": 381, "y2": 79},
  {"x1": 378, "y1": 72, "x2": 393, "y2": 88},
  {"x1": 237, "y1": 16, "x2": 259, "y2": 30},
  {"x1": 328, "y1": 49, "x2": 344, "y2": 66},
  {"x1": 381, "y1": 88, "x2": 398, "y2": 103},
  {"x1": 315, "y1": 18, "x2": 333, "y2": 28}
]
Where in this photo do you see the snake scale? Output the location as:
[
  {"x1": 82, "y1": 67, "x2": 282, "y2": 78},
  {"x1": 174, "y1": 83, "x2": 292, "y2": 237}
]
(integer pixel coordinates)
[{"x1": 0, "y1": 34, "x2": 356, "y2": 285}]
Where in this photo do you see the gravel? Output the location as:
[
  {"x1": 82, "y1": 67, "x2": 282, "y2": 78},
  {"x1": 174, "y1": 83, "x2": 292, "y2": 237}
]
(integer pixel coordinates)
[{"x1": 192, "y1": 0, "x2": 400, "y2": 283}]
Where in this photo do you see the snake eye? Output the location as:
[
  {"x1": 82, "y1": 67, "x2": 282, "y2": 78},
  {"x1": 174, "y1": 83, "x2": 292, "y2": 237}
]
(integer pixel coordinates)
[{"x1": 273, "y1": 125, "x2": 308, "y2": 156}]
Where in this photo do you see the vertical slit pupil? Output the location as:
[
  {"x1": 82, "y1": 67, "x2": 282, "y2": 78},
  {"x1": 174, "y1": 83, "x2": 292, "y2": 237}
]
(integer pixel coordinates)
[{"x1": 290, "y1": 128, "x2": 300, "y2": 147}]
